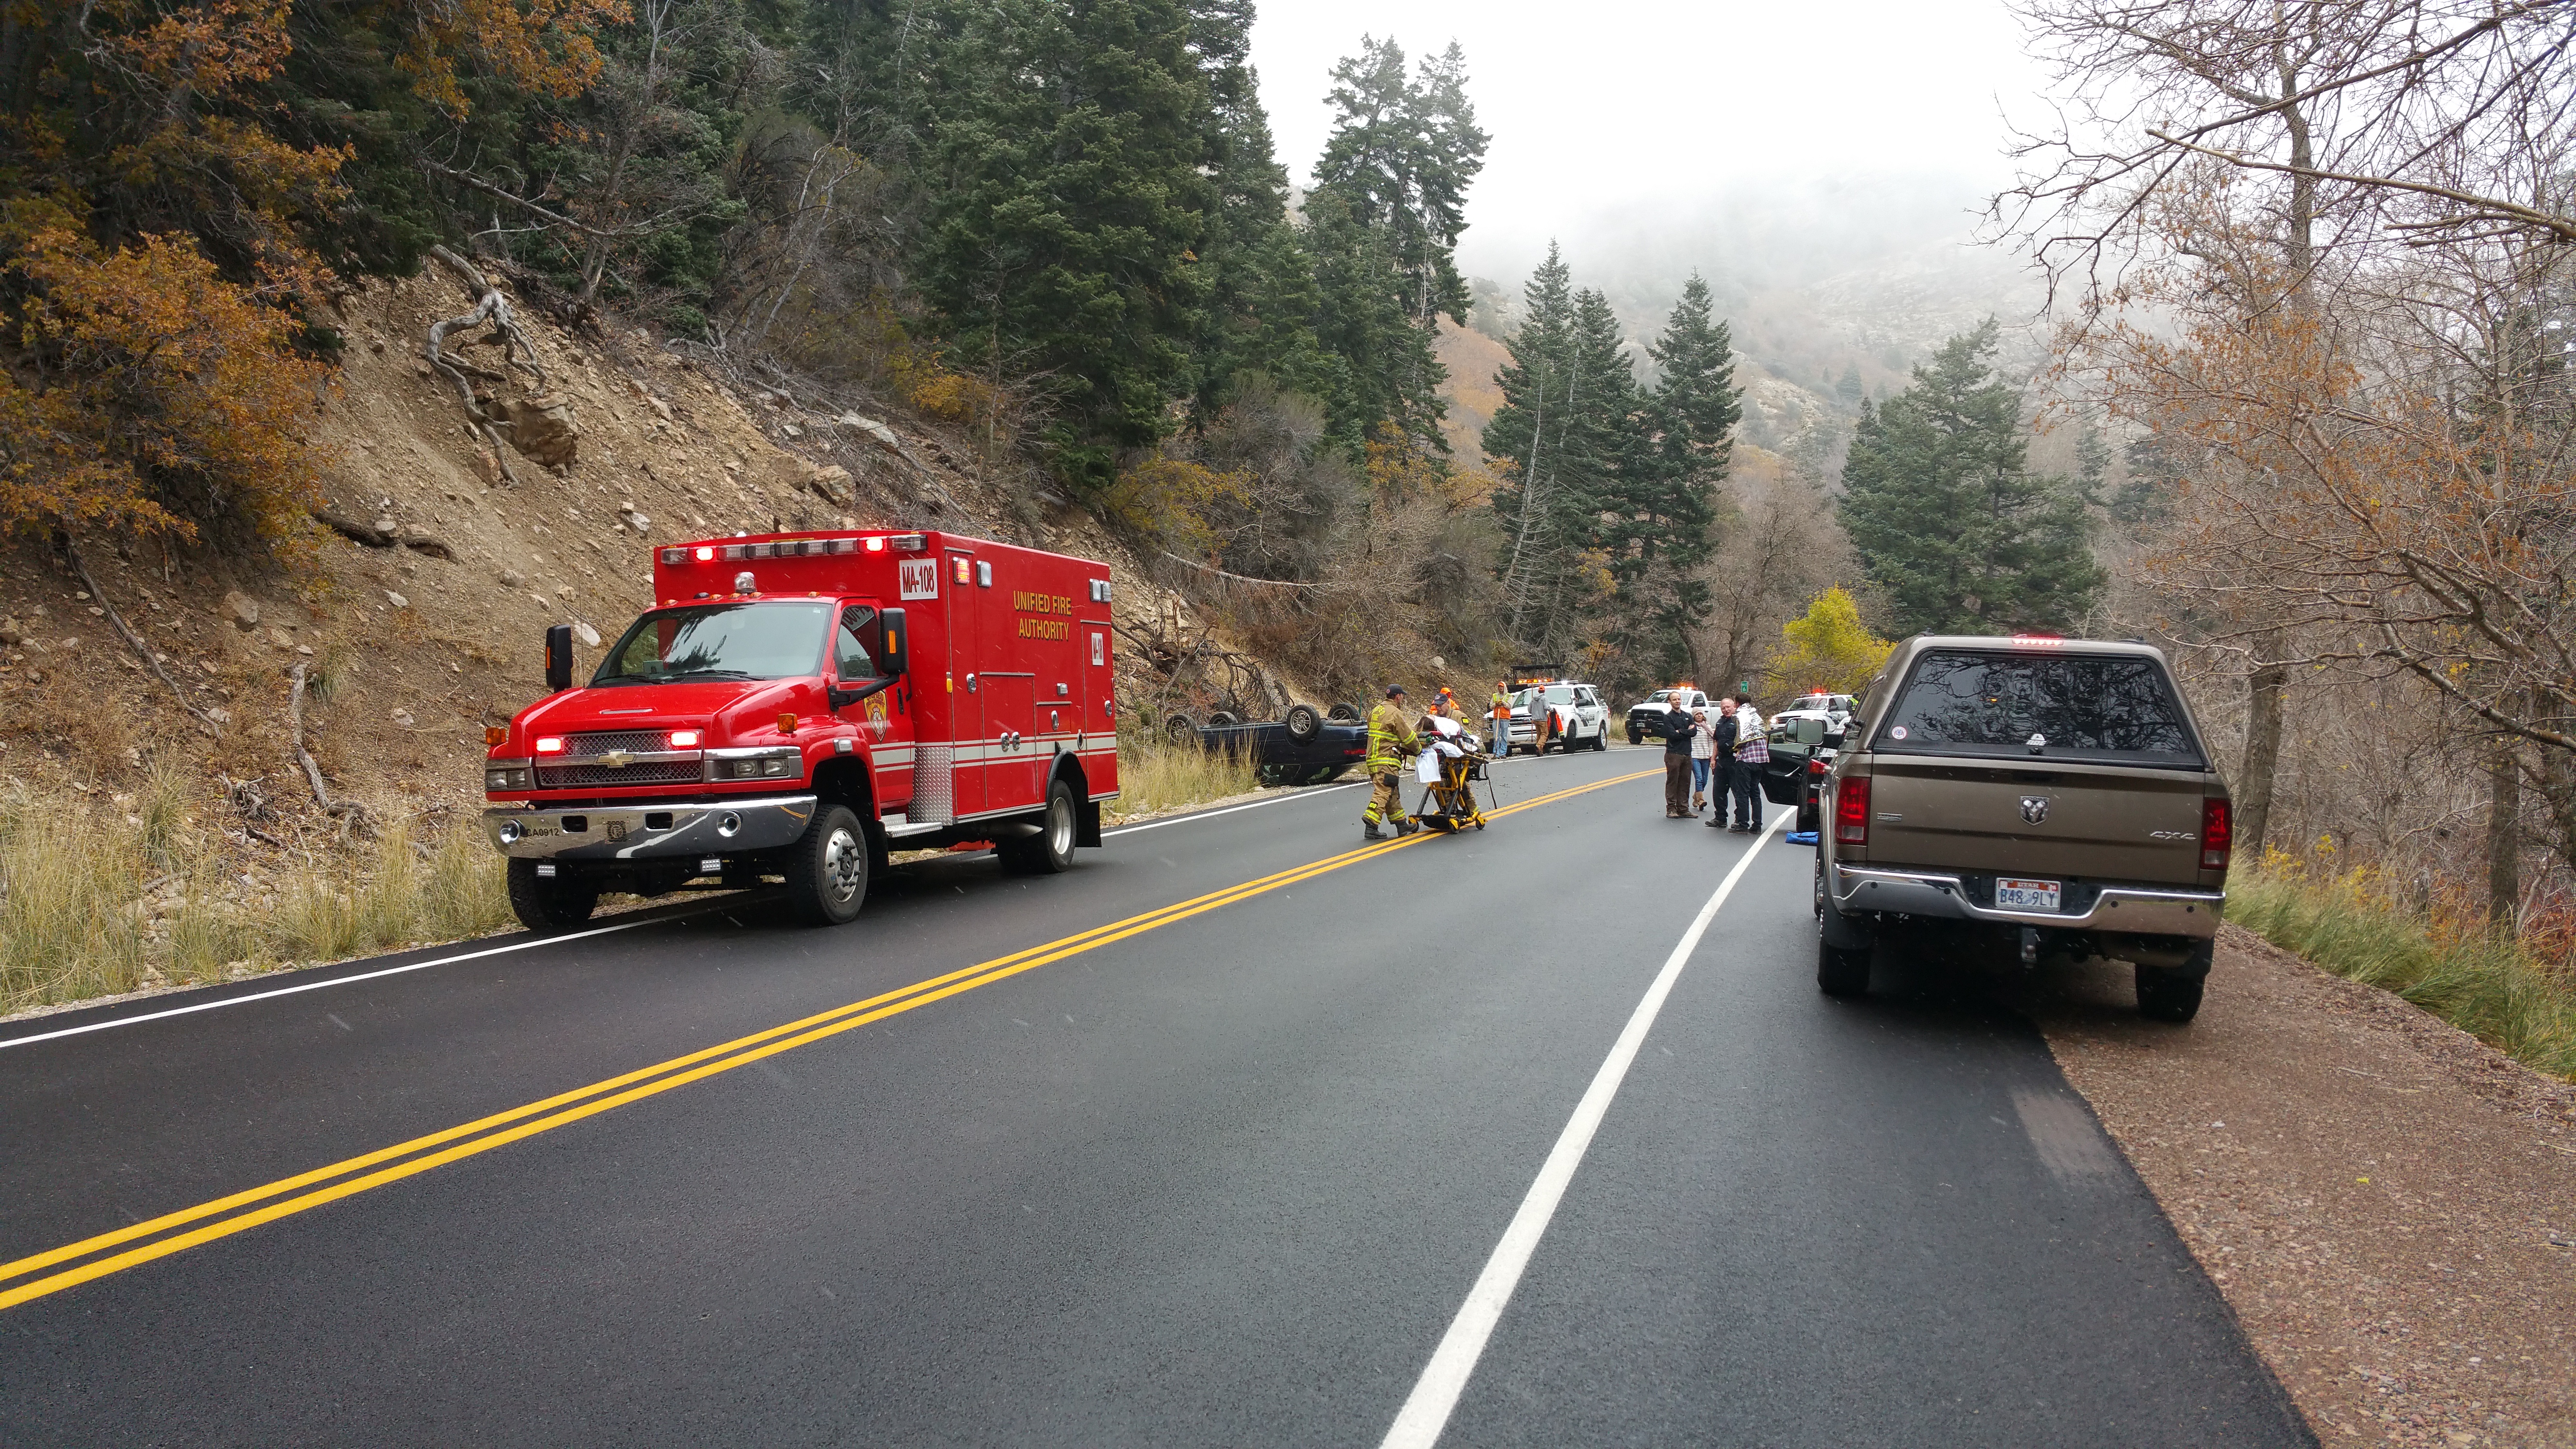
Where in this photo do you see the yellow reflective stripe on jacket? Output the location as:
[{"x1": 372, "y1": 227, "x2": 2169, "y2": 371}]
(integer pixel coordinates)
[{"x1": 1365, "y1": 701, "x2": 1417, "y2": 770}]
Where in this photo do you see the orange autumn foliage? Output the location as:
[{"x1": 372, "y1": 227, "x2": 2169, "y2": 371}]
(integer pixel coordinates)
[
  {"x1": 0, "y1": 228, "x2": 334, "y2": 542},
  {"x1": 396, "y1": 0, "x2": 633, "y2": 117}
]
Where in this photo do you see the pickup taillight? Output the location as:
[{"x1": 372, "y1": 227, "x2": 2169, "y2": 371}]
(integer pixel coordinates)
[
  {"x1": 1834, "y1": 775, "x2": 1870, "y2": 846},
  {"x1": 1807, "y1": 757, "x2": 1828, "y2": 775},
  {"x1": 2201, "y1": 797, "x2": 2232, "y2": 871}
]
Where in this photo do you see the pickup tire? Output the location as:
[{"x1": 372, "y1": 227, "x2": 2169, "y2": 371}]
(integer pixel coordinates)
[
  {"x1": 1001, "y1": 777, "x2": 1079, "y2": 875},
  {"x1": 1164, "y1": 712, "x2": 1199, "y2": 746},
  {"x1": 1626, "y1": 727, "x2": 1643, "y2": 746},
  {"x1": 1817, "y1": 936, "x2": 1872, "y2": 997},
  {"x1": 507, "y1": 859, "x2": 598, "y2": 933},
  {"x1": 1284, "y1": 703, "x2": 1323, "y2": 742},
  {"x1": 1327, "y1": 701, "x2": 1361, "y2": 722},
  {"x1": 784, "y1": 804, "x2": 870, "y2": 925},
  {"x1": 2135, "y1": 941, "x2": 2213, "y2": 1022}
]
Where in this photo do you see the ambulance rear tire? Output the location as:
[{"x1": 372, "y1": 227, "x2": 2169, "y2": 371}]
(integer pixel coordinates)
[
  {"x1": 1001, "y1": 779, "x2": 1079, "y2": 875},
  {"x1": 785, "y1": 804, "x2": 870, "y2": 925},
  {"x1": 507, "y1": 860, "x2": 598, "y2": 933}
]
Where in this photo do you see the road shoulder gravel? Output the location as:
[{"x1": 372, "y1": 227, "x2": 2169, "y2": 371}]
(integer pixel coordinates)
[{"x1": 2022, "y1": 925, "x2": 2576, "y2": 1449}]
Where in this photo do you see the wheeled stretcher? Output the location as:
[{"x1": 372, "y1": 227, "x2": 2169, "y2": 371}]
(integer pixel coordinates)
[{"x1": 1411, "y1": 716, "x2": 1489, "y2": 833}]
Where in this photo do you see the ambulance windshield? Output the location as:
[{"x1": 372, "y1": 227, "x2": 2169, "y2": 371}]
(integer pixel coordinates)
[{"x1": 592, "y1": 602, "x2": 833, "y2": 686}]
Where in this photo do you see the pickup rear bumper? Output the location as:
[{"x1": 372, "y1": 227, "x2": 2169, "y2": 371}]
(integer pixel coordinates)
[
  {"x1": 1830, "y1": 864, "x2": 2222, "y2": 938},
  {"x1": 482, "y1": 794, "x2": 818, "y2": 861}
]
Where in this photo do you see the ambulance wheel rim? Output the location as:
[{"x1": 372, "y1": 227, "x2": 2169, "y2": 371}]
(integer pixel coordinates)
[
  {"x1": 821, "y1": 825, "x2": 865, "y2": 904},
  {"x1": 1046, "y1": 790, "x2": 1075, "y2": 858}
]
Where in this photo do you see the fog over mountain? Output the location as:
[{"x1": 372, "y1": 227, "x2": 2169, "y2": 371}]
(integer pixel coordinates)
[
  {"x1": 1455, "y1": 171, "x2": 2046, "y2": 455},
  {"x1": 1248, "y1": 1, "x2": 2057, "y2": 453}
]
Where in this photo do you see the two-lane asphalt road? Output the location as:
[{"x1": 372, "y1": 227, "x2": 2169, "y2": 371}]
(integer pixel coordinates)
[{"x1": 0, "y1": 746, "x2": 2312, "y2": 1446}]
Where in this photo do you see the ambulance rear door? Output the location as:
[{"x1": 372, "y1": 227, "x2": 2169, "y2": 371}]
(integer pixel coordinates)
[{"x1": 944, "y1": 547, "x2": 986, "y2": 818}]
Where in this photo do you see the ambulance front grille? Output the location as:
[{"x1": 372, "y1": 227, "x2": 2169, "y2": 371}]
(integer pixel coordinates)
[{"x1": 914, "y1": 744, "x2": 954, "y2": 824}]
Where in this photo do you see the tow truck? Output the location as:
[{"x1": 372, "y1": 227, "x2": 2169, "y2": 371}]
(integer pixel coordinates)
[{"x1": 481, "y1": 529, "x2": 1119, "y2": 932}]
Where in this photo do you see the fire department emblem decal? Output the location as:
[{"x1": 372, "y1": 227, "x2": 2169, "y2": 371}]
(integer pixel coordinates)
[
  {"x1": 864, "y1": 693, "x2": 890, "y2": 737},
  {"x1": 2020, "y1": 796, "x2": 2050, "y2": 824}
]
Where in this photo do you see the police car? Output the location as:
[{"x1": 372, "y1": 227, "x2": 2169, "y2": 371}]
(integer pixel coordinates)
[
  {"x1": 1625, "y1": 686, "x2": 1710, "y2": 745},
  {"x1": 1509, "y1": 680, "x2": 1610, "y2": 753}
]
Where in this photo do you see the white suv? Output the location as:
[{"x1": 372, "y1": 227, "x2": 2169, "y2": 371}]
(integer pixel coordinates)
[{"x1": 1511, "y1": 681, "x2": 1609, "y2": 754}]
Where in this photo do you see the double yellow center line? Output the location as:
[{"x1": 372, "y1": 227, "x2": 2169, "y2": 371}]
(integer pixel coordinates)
[{"x1": 0, "y1": 767, "x2": 1658, "y2": 1313}]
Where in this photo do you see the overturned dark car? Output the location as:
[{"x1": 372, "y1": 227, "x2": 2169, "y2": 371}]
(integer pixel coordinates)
[{"x1": 1165, "y1": 702, "x2": 1371, "y2": 786}]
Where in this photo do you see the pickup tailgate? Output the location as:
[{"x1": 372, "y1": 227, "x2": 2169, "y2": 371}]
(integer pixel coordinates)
[{"x1": 1866, "y1": 759, "x2": 2207, "y2": 884}]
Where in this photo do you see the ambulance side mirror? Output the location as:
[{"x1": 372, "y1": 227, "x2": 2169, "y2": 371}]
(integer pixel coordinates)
[
  {"x1": 544, "y1": 624, "x2": 574, "y2": 693},
  {"x1": 877, "y1": 608, "x2": 908, "y2": 676}
]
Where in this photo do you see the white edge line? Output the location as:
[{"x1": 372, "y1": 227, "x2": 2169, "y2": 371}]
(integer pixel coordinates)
[
  {"x1": 1101, "y1": 780, "x2": 1364, "y2": 836},
  {"x1": 1378, "y1": 811, "x2": 1785, "y2": 1449},
  {"x1": 0, "y1": 916, "x2": 671, "y2": 1052},
  {"x1": 6, "y1": 751, "x2": 1618, "y2": 1047}
]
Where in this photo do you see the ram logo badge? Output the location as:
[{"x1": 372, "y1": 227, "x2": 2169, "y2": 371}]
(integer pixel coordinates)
[{"x1": 2020, "y1": 796, "x2": 2050, "y2": 824}]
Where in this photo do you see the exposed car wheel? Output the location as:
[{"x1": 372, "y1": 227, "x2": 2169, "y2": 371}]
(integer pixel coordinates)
[
  {"x1": 2135, "y1": 939, "x2": 2213, "y2": 1022},
  {"x1": 784, "y1": 804, "x2": 870, "y2": 925},
  {"x1": 1327, "y1": 701, "x2": 1361, "y2": 722},
  {"x1": 507, "y1": 859, "x2": 599, "y2": 933},
  {"x1": 1590, "y1": 728, "x2": 1608, "y2": 752},
  {"x1": 2135, "y1": 966, "x2": 2205, "y2": 1022},
  {"x1": 1164, "y1": 712, "x2": 1199, "y2": 746},
  {"x1": 1815, "y1": 859, "x2": 1871, "y2": 996},
  {"x1": 1001, "y1": 777, "x2": 1080, "y2": 875},
  {"x1": 1207, "y1": 709, "x2": 1239, "y2": 728},
  {"x1": 1817, "y1": 936, "x2": 1872, "y2": 997},
  {"x1": 1626, "y1": 727, "x2": 1643, "y2": 746},
  {"x1": 1284, "y1": 703, "x2": 1323, "y2": 742}
]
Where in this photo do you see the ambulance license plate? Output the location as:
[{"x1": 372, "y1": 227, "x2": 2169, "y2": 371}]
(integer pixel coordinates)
[{"x1": 1996, "y1": 877, "x2": 2061, "y2": 911}]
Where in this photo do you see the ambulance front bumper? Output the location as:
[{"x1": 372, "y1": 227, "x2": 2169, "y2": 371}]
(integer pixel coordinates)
[{"x1": 482, "y1": 795, "x2": 819, "y2": 860}]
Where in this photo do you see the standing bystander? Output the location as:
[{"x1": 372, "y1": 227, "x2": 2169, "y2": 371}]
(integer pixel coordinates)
[
  {"x1": 1662, "y1": 700, "x2": 1701, "y2": 818},
  {"x1": 1731, "y1": 700, "x2": 1769, "y2": 833},
  {"x1": 1687, "y1": 704, "x2": 1716, "y2": 814}
]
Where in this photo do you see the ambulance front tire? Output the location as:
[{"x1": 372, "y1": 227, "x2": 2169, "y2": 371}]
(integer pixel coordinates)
[
  {"x1": 1001, "y1": 777, "x2": 1080, "y2": 875},
  {"x1": 785, "y1": 804, "x2": 870, "y2": 925},
  {"x1": 507, "y1": 859, "x2": 598, "y2": 933}
]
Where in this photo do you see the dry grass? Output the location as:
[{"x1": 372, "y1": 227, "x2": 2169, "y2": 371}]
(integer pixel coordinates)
[
  {"x1": 2229, "y1": 858, "x2": 2576, "y2": 1081},
  {"x1": 0, "y1": 798, "x2": 149, "y2": 1008},
  {"x1": 1111, "y1": 734, "x2": 1262, "y2": 820},
  {"x1": 0, "y1": 789, "x2": 517, "y2": 1015}
]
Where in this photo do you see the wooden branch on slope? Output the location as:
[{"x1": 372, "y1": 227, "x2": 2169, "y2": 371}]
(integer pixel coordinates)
[{"x1": 63, "y1": 538, "x2": 225, "y2": 734}]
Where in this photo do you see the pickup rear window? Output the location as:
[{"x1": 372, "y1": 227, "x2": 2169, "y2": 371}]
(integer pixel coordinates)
[{"x1": 1874, "y1": 650, "x2": 2204, "y2": 766}]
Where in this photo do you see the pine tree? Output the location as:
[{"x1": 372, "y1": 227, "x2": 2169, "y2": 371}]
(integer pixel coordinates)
[
  {"x1": 1184, "y1": 0, "x2": 1327, "y2": 413},
  {"x1": 1484, "y1": 248, "x2": 1642, "y2": 655},
  {"x1": 914, "y1": 0, "x2": 1213, "y2": 490},
  {"x1": 1837, "y1": 321, "x2": 2103, "y2": 634},
  {"x1": 1607, "y1": 274, "x2": 1739, "y2": 679},
  {"x1": 1303, "y1": 33, "x2": 1488, "y2": 451}
]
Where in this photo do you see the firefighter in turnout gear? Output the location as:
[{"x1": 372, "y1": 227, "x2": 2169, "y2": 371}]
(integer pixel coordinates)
[{"x1": 1362, "y1": 684, "x2": 1421, "y2": 840}]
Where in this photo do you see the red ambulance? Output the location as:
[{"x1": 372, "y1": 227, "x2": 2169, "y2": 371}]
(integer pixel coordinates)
[{"x1": 480, "y1": 529, "x2": 1121, "y2": 932}]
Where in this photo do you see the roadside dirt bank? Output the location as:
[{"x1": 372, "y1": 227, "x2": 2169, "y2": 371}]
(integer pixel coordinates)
[{"x1": 2019, "y1": 926, "x2": 2576, "y2": 1448}]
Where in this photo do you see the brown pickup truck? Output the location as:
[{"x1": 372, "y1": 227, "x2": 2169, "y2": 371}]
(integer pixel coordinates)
[{"x1": 1815, "y1": 636, "x2": 2232, "y2": 1021}]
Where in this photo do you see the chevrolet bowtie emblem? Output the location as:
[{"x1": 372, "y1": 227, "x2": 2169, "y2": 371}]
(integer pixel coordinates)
[{"x1": 599, "y1": 750, "x2": 634, "y2": 768}]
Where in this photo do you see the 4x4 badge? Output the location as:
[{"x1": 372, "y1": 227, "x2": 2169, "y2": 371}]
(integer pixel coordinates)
[{"x1": 2020, "y1": 796, "x2": 2050, "y2": 824}]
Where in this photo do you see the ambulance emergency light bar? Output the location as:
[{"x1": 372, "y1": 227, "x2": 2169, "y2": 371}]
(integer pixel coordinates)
[{"x1": 659, "y1": 533, "x2": 928, "y2": 566}]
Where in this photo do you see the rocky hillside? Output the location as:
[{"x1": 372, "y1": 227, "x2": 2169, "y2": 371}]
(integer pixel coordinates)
[{"x1": 0, "y1": 263, "x2": 1373, "y2": 857}]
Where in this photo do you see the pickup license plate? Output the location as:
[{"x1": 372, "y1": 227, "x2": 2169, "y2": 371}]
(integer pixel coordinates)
[{"x1": 1996, "y1": 878, "x2": 2061, "y2": 911}]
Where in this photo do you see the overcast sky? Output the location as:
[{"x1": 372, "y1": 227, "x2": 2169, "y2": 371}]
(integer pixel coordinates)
[{"x1": 1250, "y1": 0, "x2": 2052, "y2": 281}]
